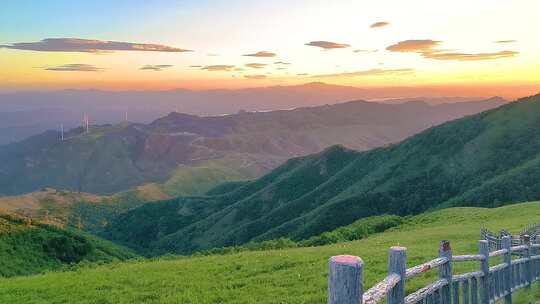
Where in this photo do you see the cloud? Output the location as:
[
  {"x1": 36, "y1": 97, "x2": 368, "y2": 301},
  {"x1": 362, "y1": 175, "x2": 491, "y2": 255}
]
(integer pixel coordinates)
[
  {"x1": 274, "y1": 61, "x2": 291, "y2": 65},
  {"x1": 386, "y1": 39, "x2": 518, "y2": 61},
  {"x1": 1, "y1": 38, "x2": 192, "y2": 53},
  {"x1": 311, "y1": 68, "x2": 414, "y2": 78},
  {"x1": 245, "y1": 63, "x2": 267, "y2": 69},
  {"x1": 297, "y1": 73, "x2": 309, "y2": 76},
  {"x1": 189, "y1": 65, "x2": 202, "y2": 68},
  {"x1": 370, "y1": 22, "x2": 390, "y2": 28},
  {"x1": 207, "y1": 53, "x2": 220, "y2": 56},
  {"x1": 140, "y1": 64, "x2": 173, "y2": 71},
  {"x1": 44, "y1": 63, "x2": 103, "y2": 72},
  {"x1": 495, "y1": 40, "x2": 516, "y2": 44},
  {"x1": 423, "y1": 50, "x2": 518, "y2": 61},
  {"x1": 386, "y1": 39, "x2": 441, "y2": 52},
  {"x1": 305, "y1": 41, "x2": 350, "y2": 50},
  {"x1": 243, "y1": 51, "x2": 276, "y2": 57},
  {"x1": 201, "y1": 65, "x2": 235, "y2": 71},
  {"x1": 244, "y1": 74, "x2": 267, "y2": 79},
  {"x1": 354, "y1": 49, "x2": 378, "y2": 53}
]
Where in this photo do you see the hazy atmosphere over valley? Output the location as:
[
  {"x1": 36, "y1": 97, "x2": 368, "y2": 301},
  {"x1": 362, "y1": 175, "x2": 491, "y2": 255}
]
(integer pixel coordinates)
[{"x1": 1, "y1": 1, "x2": 540, "y2": 303}]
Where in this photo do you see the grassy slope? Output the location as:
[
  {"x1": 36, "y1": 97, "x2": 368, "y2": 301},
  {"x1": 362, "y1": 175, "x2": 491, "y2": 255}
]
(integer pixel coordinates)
[
  {"x1": 160, "y1": 157, "x2": 254, "y2": 197},
  {"x1": 1, "y1": 202, "x2": 539, "y2": 303},
  {"x1": 0, "y1": 157, "x2": 253, "y2": 234},
  {"x1": 105, "y1": 94, "x2": 540, "y2": 255},
  {"x1": 0, "y1": 213, "x2": 137, "y2": 278}
]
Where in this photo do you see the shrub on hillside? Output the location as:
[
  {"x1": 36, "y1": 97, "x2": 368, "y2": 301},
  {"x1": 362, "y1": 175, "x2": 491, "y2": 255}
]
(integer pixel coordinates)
[{"x1": 300, "y1": 215, "x2": 403, "y2": 247}]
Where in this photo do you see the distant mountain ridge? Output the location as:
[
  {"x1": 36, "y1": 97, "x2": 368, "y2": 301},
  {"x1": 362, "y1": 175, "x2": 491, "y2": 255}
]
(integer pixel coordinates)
[
  {"x1": 0, "y1": 97, "x2": 505, "y2": 196},
  {"x1": 103, "y1": 93, "x2": 540, "y2": 255},
  {"x1": 0, "y1": 83, "x2": 493, "y2": 144}
]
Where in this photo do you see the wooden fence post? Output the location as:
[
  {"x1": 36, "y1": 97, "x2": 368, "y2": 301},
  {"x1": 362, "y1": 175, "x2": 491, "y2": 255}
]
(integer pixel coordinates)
[
  {"x1": 523, "y1": 235, "x2": 531, "y2": 288},
  {"x1": 388, "y1": 246, "x2": 407, "y2": 304},
  {"x1": 439, "y1": 240, "x2": 453, "y2": 304},
  {"x1": 535, "y1": 236, "x2": 540, "y2": 282},
  {"x1": 479, "y1": 240, "x2": 489, "y2": 304},
  {"x1": 502, "y1": 236, "x2": 512, "y2": 304},
  {"x1": 328, "y1": 255, "x2": 363, "y2": 304}
]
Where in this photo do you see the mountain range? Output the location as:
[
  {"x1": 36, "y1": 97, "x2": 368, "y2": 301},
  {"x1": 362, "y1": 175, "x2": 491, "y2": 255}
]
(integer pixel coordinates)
[
  {"x1": 103, "y1": 93, "x2": 540, "y2": 255},
  {"x1": 0, "y1": 97, "x2": 505, "y2": 196},
  {"x1": 0, "y1": 82, "x2": 492, "y2": 145}
]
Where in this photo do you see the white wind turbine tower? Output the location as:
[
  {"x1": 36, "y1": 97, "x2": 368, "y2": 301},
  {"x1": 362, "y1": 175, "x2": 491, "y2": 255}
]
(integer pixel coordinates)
[
  {"x1": 60, "y1": 124, "x2": 64, "y2": 141},
  {"x1": 83, "y1": 113, "x2": 89, "y2": 134}
]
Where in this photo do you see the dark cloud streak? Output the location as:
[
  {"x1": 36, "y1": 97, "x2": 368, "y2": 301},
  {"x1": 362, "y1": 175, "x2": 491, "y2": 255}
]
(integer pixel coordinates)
[
  {"x1": 370, "y1": 21, "x2": 390, "y2": 28},
  {"x1": 243, "y1": 51, "x2": 276, "y2": 57},
  {"x1": 2, "y1": 38, "x2": 192, "y2": 53},
  {"x1": 305, "y1": 41, "x2": 351, "y2": 50},
  {"x1": 201, "y1": 65, "x2": 235, "y2": 71},
  {"x1": 140, "y1": 65, "x2": 173, "y2": 71},
  {"x1": 44, "y1": 63, "x2": 103, "y2": 72}
]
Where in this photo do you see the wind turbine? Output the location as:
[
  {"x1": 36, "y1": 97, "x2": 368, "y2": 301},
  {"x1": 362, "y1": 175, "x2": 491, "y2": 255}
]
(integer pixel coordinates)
[{"x1": 83, "y1": 113, "x2": 89, "y2": 134}]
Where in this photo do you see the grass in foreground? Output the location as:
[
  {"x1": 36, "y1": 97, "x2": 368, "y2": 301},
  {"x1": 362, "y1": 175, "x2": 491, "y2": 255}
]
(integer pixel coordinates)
[{"x1": 1, "y1": 202, "x2": 540, "y2": 303}]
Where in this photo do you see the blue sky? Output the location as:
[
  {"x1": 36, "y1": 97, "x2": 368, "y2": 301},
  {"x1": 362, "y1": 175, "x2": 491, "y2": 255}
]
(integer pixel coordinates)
[{"x1": 1, "y1": 0, "x2": 539, "y2": 95}]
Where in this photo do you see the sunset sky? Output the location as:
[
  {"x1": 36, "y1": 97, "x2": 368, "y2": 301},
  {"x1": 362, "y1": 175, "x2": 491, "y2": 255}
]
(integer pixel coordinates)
[{"x1": 2, "y1": 0, "x2": 539, "y2": 97}]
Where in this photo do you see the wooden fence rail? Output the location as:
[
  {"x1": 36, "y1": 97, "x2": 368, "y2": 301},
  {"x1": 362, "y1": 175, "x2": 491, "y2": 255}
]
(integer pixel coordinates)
[
  {"x1": 328, "y1": 227, "x2": 540, "y2": 304},
  {"x1": 481, "y1": 222, "x2": 540, "y2": 251}
]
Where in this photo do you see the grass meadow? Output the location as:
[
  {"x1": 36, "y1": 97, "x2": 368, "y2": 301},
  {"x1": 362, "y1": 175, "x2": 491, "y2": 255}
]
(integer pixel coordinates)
[{"x1": 1, "y1": 202, "x2": 540, "y2": 303}]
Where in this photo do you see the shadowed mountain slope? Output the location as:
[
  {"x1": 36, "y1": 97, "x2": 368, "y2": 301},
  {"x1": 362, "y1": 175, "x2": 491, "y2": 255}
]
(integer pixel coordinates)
[{"x1": 104, "y1": 94, "x2": 540, "y2": 255}]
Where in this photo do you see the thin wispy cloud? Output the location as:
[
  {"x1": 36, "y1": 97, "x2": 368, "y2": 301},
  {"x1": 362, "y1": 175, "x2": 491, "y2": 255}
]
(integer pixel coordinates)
[
  {"x1": 386, "y1": 40, "x2": 441, "y2": 52},
  {"x1": 189, "y1": 65, "x2": 202, "y2": 68},
  {"x1": 305, "y1": 41, "x2": 351, "y2": 50},
  {"x1": 386, "y1": 39, "x2": 518, "y2": 61},
  {"x1": 370, "y1": 21, "x2": 389, "y2": 28},
  {"x1": 274, "y1": 61, "x2": 291, "y2": 65},
  {"x1": 424, "y1": 51, "x2": 518, "y2": 61},
  {"x1": 201, "y1": 65, "x2": 235, "y2": 71},
  {"x1": 44, "y1": 63, "x2": 103, "y2": 72},
  {"x1": 140, "y1": 65, "x2": 173, "y2": 71},
  {"x1": 243, "y1": 51, "x2": 276, "y2": 57},
  {"x1": 354, "y1": 49, "x2": 378, "y2": 53},
  {"x1": 1, "y1": 38, "x2": 192, "y2": 53},
  {"x1": 311, "y1": 68, "x2": 414, "y2": 78},
  {"x1": 244, "y1": 74, "x2": 267, "y2": 79},
  {"x1": 495, "y1": 40, "x2": 517, "y2": 44},
  {"x1": 245, "y1": 63, "x2": 267, "y2": 69}
]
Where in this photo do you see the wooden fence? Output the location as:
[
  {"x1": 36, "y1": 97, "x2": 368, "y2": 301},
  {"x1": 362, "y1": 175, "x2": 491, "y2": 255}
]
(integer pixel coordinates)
[
  {"x1": 328, "y1": 228, "x2": 540, "y2": 304},
  {"x1": 481, "y1": 222, "x2": 540, "y2": 251}
]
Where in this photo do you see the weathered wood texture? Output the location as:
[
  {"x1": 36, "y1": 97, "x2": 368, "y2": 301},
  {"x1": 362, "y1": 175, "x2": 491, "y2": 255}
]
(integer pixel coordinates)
[
  {"x1": 328, "y1": 255, "x2": 363, "y2": 304},
  {"x1": 329, "y1": 223, "x2": 540, "y2": 304},
  {"x1": 388, "y1": 247, "x2": 406, "y2": 304},
  {"x1": 439, "y1": 241, "x2": 453, "y2": 304}
]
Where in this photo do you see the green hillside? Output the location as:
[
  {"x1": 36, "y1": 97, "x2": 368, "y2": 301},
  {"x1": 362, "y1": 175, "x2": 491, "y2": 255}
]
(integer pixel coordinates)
[
  {"x1": 105, "y1": 94, "x2": 540, "y2": 255},
  {"x1": 0, "y1": 213, "x2": 137, "y2": 278},
  {"x1": 1, "y1": 202, "x2": 539, "y2": 303},
  {"x1": 0, "y1": 98, "x2": 503, "y2": 196}
]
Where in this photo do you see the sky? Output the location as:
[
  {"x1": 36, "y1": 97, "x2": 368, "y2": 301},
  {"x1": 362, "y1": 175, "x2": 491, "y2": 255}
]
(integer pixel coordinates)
[{"x1": 1, "y1": 0, "x2": 539, "y2": 97}]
